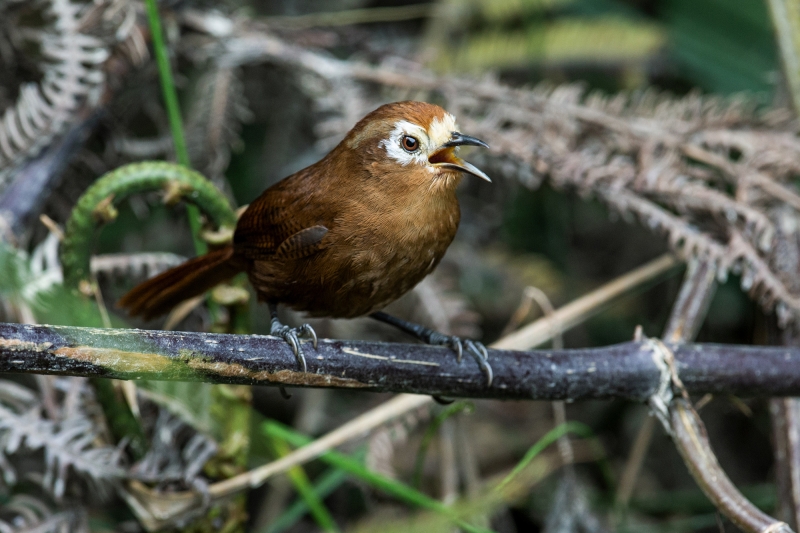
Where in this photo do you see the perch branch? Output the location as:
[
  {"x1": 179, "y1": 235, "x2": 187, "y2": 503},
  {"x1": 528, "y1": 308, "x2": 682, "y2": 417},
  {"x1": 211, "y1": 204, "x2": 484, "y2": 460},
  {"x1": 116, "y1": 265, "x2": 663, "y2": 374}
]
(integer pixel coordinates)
[{"x1": 2, "y1": 323, "x2": 800, "y2": 400}]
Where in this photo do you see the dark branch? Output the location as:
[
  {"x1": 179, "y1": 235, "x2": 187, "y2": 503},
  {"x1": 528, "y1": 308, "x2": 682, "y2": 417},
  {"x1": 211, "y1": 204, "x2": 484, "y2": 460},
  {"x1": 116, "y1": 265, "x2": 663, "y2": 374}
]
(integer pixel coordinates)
[
  {"x1": 0, "y1": 112, "x2": 100, "y2": 242},
  {"x1": 0, "y1": 323, "x2": 798, "y2": 400}
]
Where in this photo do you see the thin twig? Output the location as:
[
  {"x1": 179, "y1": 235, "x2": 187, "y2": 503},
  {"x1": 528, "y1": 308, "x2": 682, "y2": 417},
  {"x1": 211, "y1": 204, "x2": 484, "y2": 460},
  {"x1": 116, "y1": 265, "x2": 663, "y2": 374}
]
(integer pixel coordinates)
[
  {"x1": 493, "y1": 254, "x2": 680, "y2": 350},
  {"x1": 215, "y1": 394, "x2": 428, "y2": 498},
  {"x1": 614, "y1": 413, "x2": 655, "y2": 509}
]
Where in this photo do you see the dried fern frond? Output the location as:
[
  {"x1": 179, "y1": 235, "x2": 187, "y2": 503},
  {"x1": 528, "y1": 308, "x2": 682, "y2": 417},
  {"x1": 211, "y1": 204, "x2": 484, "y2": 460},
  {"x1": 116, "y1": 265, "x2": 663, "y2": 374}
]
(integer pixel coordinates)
[
  {"x1": 91, "y1": 251, "x2": 187, "y2": 282},
  {"x1": 0, "y1": 0, "x2": 139, "y2": 187},
  {"x1": 0, "y1": 495, "x2": 88, "y2": 533},
  {"x1": 0, "y1": 379, "x2": 124, "y2": 500},
  {"x1": 449, "y1": 85, "x2": 800, "y2": 324},
  {"x1": 130, "y1": 408, "x2": 217, "y2": 489},
  {"x1": 185, "y1": 66, "x2": 252, "y2": 189}
]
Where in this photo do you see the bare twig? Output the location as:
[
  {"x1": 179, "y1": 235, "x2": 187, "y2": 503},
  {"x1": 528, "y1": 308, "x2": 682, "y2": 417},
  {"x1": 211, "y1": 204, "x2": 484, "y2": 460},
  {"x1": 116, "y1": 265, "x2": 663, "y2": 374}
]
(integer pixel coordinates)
[
  {"x1": 662, "y1": 258, "x2": 719, "y2": 344},
  {"x1": 614, "y1": 413, "x2": 656, "y2": 510},
  {"x1": 493, "y1": 254, "x2": 680, "y2": 350}
]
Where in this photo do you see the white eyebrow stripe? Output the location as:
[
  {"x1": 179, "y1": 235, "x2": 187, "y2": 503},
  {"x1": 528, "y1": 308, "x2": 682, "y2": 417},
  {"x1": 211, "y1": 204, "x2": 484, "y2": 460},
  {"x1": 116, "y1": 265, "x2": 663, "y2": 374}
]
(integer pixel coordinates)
[{"x1": 428, "y1": 113, "x2": 457, "y2": 147}]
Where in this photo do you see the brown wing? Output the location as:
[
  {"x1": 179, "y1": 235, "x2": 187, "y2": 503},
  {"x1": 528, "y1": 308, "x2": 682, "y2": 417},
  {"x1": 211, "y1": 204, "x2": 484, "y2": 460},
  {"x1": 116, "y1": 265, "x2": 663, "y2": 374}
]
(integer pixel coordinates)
[
  {"x1": 234, "y1": 168, "x2": 332, "y2": 260},
  {"x1": 274, "y1": 225, "x2": 328, "y2": 259}
]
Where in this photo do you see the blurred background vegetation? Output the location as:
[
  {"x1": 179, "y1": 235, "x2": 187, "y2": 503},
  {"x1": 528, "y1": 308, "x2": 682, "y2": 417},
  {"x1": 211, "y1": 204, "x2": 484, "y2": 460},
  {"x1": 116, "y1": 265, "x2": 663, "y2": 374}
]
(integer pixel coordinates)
[{"x1": 0, "y1": 0, "x2": 794, "y2": 531}]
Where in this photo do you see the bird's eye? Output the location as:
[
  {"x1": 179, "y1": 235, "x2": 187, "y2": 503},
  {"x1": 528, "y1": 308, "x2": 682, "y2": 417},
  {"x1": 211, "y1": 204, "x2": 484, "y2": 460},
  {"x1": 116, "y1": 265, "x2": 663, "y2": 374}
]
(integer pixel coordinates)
[{"x1": 401, "y1": 135, "x2": 419, "y2": 152}]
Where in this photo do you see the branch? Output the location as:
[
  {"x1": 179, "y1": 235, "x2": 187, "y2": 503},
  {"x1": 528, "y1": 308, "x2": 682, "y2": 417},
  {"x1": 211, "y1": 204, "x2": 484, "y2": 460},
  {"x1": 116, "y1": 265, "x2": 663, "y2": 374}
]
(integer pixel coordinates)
[
  {"x1": 1, "y1": 323, "x2": 800, "y2": 400},
  {"x1": 671, "y1": 398, "x2": 792, "y2": 533},
  {"x1": 0, "y1": 112, "x2": 99, "y2": 242}
]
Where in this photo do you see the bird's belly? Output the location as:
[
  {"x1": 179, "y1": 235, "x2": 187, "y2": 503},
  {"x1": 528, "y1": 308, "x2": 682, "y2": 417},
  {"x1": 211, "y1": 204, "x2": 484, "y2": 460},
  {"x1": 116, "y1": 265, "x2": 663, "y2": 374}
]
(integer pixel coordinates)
[
  {"x1": 249, "y1": 231, "x2": 450, "y2": 318},
  {"x1": 337, "y1": 245, "x2": 441, "y2": 315}
]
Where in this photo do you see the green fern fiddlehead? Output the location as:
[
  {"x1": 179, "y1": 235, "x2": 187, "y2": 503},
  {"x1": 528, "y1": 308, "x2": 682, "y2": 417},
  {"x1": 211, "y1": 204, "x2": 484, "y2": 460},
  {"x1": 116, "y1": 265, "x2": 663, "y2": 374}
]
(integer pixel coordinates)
[{"x1": 60, "y1": 161, "x2": 237, "y2": 290}]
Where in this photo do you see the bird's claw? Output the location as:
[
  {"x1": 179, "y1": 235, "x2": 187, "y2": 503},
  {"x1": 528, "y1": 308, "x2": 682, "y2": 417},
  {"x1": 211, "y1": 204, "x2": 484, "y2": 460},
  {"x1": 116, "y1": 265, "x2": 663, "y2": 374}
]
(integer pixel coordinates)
[
  {"x1": 270, "y1": 320, "x2": 317, "y2": 373},
  {"x1": 298, "y1": 323, "x2": 318, "y2": 350},
  {"x1": 430, "y1": 334, "x2": 493, "y2": 387}
]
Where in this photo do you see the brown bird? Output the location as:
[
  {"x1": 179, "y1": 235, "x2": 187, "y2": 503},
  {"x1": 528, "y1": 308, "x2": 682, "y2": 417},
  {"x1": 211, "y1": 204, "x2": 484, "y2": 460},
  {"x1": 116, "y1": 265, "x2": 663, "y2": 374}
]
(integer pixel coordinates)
[{"x1": 118, "y1": 101, "x2": 493, "y2": 384}]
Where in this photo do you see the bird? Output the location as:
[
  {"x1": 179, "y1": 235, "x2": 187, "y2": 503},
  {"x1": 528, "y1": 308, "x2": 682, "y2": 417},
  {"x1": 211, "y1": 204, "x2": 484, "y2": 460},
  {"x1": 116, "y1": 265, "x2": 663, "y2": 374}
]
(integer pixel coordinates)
[{"x1": 118, "y1": 101, "x2": 494, "y2": 385}]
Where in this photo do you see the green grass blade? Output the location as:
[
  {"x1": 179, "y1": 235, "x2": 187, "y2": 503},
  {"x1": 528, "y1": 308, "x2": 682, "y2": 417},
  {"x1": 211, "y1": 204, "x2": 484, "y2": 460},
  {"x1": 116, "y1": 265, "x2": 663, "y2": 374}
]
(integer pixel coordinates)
[
  {"x1": 413, "y1": 401, "x2": 473, "y2": 488},
  {"x1": 143, "y1": 0, "x2": 205, "y2": 254},
  {"x1": 496, "y1": 420, "x2": 596, "y2": 492},
  {"x1": 269, "y1": 435, "x2": 340, "y2": 532},
  {"x1": 264, "y1": 456, "x2": 360, "y2": 533},
  {"x1": 261, "y1": 421, "x2": 496, "y2": 533}
]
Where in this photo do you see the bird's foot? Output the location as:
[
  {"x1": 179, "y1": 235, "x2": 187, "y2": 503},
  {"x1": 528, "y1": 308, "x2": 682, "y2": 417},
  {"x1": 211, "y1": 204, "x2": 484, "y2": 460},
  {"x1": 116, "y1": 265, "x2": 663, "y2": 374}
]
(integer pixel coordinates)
[
  {"x1": 427, "y1": 332, "x2": 493, "y2": 387},
  {"x1": 368, "y1": 312, "x2": 493, "y2": 387},
  {"x1": 270, "y1": 317, "x2": 317, "y2": 372}
]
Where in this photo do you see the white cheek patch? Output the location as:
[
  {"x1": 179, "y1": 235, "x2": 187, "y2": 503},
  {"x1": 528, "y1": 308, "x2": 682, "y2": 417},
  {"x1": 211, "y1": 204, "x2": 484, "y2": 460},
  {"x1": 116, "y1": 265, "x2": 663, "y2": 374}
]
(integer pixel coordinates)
[{"x1": 380, "y1": 120, "x2": 431, "y2": 166}]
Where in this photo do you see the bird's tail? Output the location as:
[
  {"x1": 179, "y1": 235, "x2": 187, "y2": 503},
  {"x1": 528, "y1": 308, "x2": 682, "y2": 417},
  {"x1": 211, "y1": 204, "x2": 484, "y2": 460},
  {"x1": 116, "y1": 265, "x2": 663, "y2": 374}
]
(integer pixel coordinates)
[{"x1": 117, "y1": 245, "x2": 244, "y2": 320}]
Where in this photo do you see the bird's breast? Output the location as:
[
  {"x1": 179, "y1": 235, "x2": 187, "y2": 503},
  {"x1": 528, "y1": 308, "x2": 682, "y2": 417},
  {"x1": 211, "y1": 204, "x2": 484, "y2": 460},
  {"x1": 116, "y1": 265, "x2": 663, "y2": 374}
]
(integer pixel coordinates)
[{"x1": 328, "y1": 191, "x2": 460, "y2": 313}]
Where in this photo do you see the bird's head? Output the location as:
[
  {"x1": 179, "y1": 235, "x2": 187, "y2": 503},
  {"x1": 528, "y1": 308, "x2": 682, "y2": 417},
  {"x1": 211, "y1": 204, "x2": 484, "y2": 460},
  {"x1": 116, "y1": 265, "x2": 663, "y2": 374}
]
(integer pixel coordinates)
[{"x1": 342, "y1": 101, "x2": 490, "y2": 189}]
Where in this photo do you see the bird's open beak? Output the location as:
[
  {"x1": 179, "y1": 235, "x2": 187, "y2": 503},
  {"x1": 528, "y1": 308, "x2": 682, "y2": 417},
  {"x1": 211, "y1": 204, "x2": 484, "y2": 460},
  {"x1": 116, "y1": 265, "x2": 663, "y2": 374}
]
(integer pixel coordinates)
[{"x1": 429, "y1": 132, "x2": 491, "y2": 182}]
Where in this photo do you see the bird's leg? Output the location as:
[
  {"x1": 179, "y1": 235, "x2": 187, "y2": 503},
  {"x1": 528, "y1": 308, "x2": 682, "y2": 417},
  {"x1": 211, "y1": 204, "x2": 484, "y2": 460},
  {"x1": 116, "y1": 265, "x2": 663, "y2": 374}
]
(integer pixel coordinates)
[
  {"x1": 369, "y1": 311, "x2": 493, "y2": 386},
  {"x1": 269, "y1": 303, "x2": 317, "y2": 372}
]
